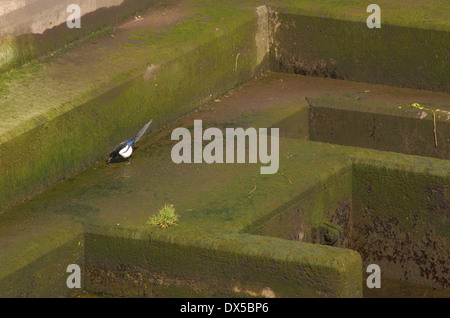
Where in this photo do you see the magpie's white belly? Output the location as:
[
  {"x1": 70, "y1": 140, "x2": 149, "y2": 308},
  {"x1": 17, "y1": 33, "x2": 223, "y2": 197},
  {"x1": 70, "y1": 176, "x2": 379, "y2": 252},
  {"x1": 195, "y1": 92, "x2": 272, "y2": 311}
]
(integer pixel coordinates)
[{"x1": 119, "y1": 145, "x2": 133, "y2": 158}]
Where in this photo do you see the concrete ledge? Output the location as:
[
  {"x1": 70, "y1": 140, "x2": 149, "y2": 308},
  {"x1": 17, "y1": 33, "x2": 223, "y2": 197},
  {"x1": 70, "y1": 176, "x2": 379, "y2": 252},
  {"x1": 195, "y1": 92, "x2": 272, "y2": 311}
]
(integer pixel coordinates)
[
  {"x1": 246, "y1": 164, "x2": 352, "y2": 246},
  {"x1": 269, "y1": 8, "x2": 450, "y2": 92},
  {"x1": 350, "y1": 154, "x2": 449, "y2": 290},
  {"x1": 0, "y1": 222, "x2": 84, "y2": 297},
  {"x1": 0, "y1": 71, "x2": 448, "y2": 297},
  {"x1": 0, "y1": 2, "x2": 269, "y2": 212},
  {"x1": 0, "y1": 0, "x2": 164, "y2": 73},
  {"x1": 84, "y1": 226, "x2": 362, "y2": 297},
  {"x1": 2, "y1": 0, "x2": 449, "y2": 213},
  {"x1": 307, "y1": 97, "x2": 450, "y2": 159}
]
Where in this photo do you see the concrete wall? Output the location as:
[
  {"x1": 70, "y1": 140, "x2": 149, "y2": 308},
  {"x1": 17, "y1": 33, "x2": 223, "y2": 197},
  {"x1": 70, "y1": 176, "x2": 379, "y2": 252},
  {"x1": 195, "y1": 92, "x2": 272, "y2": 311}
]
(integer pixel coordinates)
[
  {"x1": 0, "y1": 0, "x2": 160, "y2": 72},
  {"x1": 0, "y1": 0, "x2": 126, "y2": 37},
  {"x1": 0, "y1": 3, "x2": 270, "y2": 213},
  {"x1": 269, "y1": 9, "x2": 450, "y2": 93}
]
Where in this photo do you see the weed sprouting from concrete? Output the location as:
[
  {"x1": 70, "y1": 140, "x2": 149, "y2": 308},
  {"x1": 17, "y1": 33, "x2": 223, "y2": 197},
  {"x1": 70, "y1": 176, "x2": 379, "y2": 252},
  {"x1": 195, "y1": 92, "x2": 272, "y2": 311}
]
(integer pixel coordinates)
[{"x1": 148, "y1": 204, "x2": 179, "y2": 228}]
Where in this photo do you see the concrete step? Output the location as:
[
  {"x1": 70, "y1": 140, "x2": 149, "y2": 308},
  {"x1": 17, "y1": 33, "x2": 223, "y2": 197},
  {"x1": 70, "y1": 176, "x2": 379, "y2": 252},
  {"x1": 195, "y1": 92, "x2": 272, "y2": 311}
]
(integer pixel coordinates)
[
  {"x1": 0, "y1": 0, "x2": 449, "y2": 298},
  {"x1": 270, "y1": 2, "x2": 450, "y2": 92},
  {"x1": 307, "y1": 88, "x2": 450, "y2": 159},
  {"x1": 0, "y1": 0, "x2": 270, "y2": 212},
  {"x1": 0, "y1": 0, "x2": 166, "y2": 73},
  {"x1": 0, "y1": 72, "x2": 362, "y2": 297},
  {"x1": 1, "y1": 72, "x2": 448, "y2": 297},
  {"x1": 2, "y1": 0, "x2": 448, "y2": 213}
]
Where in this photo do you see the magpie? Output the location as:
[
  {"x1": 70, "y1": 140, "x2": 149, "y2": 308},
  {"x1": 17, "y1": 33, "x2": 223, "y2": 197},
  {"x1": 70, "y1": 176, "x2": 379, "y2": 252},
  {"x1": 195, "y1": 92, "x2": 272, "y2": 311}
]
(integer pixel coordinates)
[{"x1": 107, "y1": 119, "x2": 153, "y2": 164}]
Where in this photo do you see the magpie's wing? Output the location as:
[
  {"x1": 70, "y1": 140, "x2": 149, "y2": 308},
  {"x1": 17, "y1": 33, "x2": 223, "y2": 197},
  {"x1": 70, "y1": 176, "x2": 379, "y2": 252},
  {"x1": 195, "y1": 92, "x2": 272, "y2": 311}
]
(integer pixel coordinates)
[
  {"x1": 134, "y1": 119, "x2": 153, "y2": 143},
  {"x1": 109, "y1": 141, "x2": 127, "y2": 157}
]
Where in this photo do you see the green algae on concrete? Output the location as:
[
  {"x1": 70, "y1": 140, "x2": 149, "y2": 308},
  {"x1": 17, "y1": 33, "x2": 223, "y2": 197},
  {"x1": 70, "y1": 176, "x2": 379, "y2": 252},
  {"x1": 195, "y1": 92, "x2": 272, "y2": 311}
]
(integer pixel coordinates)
[
  {"x1": 2, "y1": 0, "x2": 449, "y2": 213},
  {"x1": 311, "y1": 142, "x2": 450, "y2": 291},
  {"x1": 0, "y1": 237, "x2": 84, "y2": 297},
  {"x1": 267, "y1": 0, "x2": 450, "y2": 32},
  {"x1": 307, "y1": 97, "x2": 450, "y2": 159},
  {"x1": 0, "y1": 2, "x2": 269, "y2": 213},
  {"x1": 1, "y1": 68, "x2": 449, "y2": 297},
  {"x1": 351, "y1": 156, "x2": 449, "y2": 290},
  {"x1": 0, "y1": 220, "x2": 84, "y2": 297},
  {"x1": 246, "y1": 163, "x2": 352, "y2": 246},
  {"x1": 269, "y1": 9, "x2": 450, "y2": 92},
  {"x1": 0, "y1": 138, "x2": 365, "y2": 297},
  {"x1": 0, "y1": 0, "x2": 164, "y2": 73},
  {"x1": 0, "y1": 93, "x2": 365, "y2": 297},
  {"x1": 2, "y1": 0, "x2": 448, "y2": 74},
  {"x1": 84, "y1": 228, "x2": 362, "y2": 297}
]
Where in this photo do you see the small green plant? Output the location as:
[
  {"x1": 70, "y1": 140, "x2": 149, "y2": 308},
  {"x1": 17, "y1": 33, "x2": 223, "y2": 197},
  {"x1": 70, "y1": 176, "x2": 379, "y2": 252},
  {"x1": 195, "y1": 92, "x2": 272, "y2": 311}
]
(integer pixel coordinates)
[{"x1": 147, "y1": 204, "x2": 178, "y2": 228}]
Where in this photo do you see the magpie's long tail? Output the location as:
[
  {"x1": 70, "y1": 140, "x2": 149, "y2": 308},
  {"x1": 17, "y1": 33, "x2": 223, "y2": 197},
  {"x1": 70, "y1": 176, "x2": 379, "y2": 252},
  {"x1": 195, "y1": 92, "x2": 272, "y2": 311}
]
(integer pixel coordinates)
[{"x1": 134, "y1": 119, "x2": 153, "y2": 143}]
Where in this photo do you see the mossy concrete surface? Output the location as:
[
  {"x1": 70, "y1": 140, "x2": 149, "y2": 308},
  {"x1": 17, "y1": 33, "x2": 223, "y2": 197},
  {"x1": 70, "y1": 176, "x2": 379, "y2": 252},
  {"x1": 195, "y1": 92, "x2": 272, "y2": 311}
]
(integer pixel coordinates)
[
  {"x1": 84, "y1": 228, "x2": 361, "y2": 297},
  {"x1": 267, "y1": 0, "x2": 449, "y2": 32},
  {"x1": 1, "y1": 73, "x2": 369, "y2": 298},
  {"x1": 1, "y1": 0, "x2": 449, "y2": 298},
  {"x1": 0, "y1": 0, "x2": 165, "y2": 73},
  {"x1": 0, "y1": 132, "x2": 365, "y2": 297},
  {"x1": 1, "y1": 73, "x2": 449, "y2": 297},
  {"x1": 0, "y1": 0, "x2": 270, "y2": 212},
  {"x1": 0, "y1": 214, "x2": 84, "y2": 297},
  {"x1": 269, "y1": 5, "x2": 449, "y2": 92},
  {"x1": 4, "y1": 1, "x2": 448, "y2": 74},
  {"x1": 307, "y1": 96, "x2": 450, "y2": 159},
  {"x1": 0, "y1": 234, "x2": 84, "y2": 297},
  {"x1": 2, "y1": 0, "x2": 448, "y2": 213},
  {"x1": 351, "y1": 158, "x2": 449, "y2": 290}
]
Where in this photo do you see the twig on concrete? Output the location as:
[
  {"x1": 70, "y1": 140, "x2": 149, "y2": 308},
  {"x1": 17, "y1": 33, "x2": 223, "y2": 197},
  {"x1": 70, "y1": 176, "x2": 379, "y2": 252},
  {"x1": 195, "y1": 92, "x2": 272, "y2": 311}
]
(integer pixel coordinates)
[
  {"x1": 410, "y1": 103, "x2": 438, "y2": 148},
  {"x1": 280, "y1": 172, "x2": 292, "y2": 184},
  {"x1": 249, "y1": 178, "x2": 256, "y2": 194}
]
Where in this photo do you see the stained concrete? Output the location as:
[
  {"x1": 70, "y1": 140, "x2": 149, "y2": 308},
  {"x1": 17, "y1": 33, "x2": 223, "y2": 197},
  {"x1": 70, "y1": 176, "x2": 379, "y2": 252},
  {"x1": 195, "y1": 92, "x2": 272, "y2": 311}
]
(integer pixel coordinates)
[
  {"x1": 0, "y1": 0, "x2": 449, "y2": 298},
  {"x1": 0, "y1": 0, "x2": 163, "y2": 72},
  {"x1": 1, "y1": 73, "x2": 448, "y2": 297}
]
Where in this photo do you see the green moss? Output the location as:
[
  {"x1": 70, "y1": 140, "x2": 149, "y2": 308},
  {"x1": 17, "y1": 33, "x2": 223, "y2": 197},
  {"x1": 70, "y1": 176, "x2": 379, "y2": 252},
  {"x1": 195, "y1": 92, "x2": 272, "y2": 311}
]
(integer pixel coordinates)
[
  {"x1": 1, "y1": 0, "x2": 448, "y2": 298},
  {"x1": 246, "y1": 164, "x2": 352, "y2": 243},
  {"x1": 0, "y1": 233, "x2": 84, "y2": 297},
  {"x1": 270, "y1": 12, "x2": 449, "y2": 92},
  {"x1": 0, "y1": 5, "x2": 264, "y2": 212},
  {"x1": 84, "y1": 230, "x2": 362, "y2": 297},
  {"x1": 350, "y1": 160, "x2": 449, "y2": 288},
  {"x1": 307, "y1": 97, "x2": 450, "y2": 159},
  {"x1": 266, "y1": 0, "x2": 450, "y2": 31},
  {"x1": 0, "y1": 0, "x2": 166, "y2": 73},
  {"x1": 352, "y1": 163, "x2": 449, "y2": 237}
]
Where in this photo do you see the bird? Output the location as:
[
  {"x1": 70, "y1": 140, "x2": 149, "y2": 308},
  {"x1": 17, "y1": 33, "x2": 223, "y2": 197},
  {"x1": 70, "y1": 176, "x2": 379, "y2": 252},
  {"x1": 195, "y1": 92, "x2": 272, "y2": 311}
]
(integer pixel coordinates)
[{"x1": 106, "y1": 119, "x2": 153, "y2": 164}]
